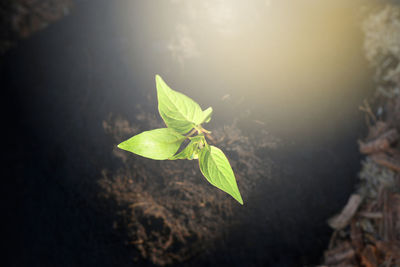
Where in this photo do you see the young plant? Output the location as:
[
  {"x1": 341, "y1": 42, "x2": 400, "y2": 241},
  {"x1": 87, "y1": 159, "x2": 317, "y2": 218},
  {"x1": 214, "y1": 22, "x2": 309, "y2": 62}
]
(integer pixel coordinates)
[{"x1": 118, "y1": 75, "x2": 243, "y2": 204}]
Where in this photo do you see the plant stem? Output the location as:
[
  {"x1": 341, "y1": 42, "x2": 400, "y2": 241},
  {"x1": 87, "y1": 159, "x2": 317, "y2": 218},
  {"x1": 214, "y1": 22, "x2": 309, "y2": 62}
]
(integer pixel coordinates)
[{"x1": 186, "y1": 128, "x2": 197, "y2": 138}]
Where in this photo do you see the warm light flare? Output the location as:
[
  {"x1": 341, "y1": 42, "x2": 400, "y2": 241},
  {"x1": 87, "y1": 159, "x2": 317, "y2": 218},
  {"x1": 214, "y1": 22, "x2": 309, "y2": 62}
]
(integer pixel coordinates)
[{"x1": 115, "y1": 0, "x2": 378, "y2": 137}]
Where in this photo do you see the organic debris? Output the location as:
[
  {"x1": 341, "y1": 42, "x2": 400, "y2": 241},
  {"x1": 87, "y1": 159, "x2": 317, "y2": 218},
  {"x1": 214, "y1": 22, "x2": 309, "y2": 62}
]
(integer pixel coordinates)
[
  {"x1": 323, "y1": 5, "x2": 400, "y2": 266},
  {"x1": 99, "y1": 108, "x2": 278, "y2": 265},
  {"x1": 323, "y1": 157, "x2": 400, "y2": 267},
  {"x1": 328, "y1": 194, "x2": 363, "y2": 231},
  {"x1": 0, "y1": 0, "x2": 73, "y2": 56},
  {"x1": 359, "y1": 129, "x2": 399, "y2": 155}
]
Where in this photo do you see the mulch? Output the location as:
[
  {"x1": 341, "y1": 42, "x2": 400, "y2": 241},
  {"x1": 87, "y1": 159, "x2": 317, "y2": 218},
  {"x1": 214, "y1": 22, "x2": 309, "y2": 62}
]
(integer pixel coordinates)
[{"x1": 322, "y1": 5, "x2": 400, "y2": 266}]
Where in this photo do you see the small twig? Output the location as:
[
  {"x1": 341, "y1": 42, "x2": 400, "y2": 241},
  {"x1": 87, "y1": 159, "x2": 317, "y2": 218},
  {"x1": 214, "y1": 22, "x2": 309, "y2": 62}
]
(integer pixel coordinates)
[
  {"x1": 359, "y1": 129, "x2": 399, "y2": 154},
  {"x1": 205, "y1": 133, "x2": 216, "y2": 144},
  {"x1": 358, "y1": 211, "x2": 383, "y2": 219},
  {"x1": 359, "y1": 99, "x2": 377, "y2": 124}
]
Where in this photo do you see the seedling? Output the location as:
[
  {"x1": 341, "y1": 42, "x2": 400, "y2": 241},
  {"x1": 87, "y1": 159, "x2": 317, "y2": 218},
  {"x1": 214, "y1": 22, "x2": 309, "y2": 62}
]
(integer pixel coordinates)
[{"x1": 118, "y1": 75, "x2": 243, "y2": 204}]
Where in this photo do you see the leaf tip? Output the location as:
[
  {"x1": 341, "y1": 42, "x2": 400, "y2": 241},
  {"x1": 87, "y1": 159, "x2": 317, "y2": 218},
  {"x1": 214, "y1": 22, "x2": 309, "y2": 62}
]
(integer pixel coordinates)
[
  {"x1": 155, "y1": 74, "x2": 162, "y2": 82},
  {"x1": 117, "y1": 142, "x2": 124, "y2": 150}
]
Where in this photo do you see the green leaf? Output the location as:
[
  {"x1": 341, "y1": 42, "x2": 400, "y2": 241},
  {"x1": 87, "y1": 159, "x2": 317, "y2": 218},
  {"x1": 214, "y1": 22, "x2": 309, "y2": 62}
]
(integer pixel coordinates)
[
  {"x1": 199, "y1": 145, "x2": 243, "y2": 204},
  {"x1": 156, "y1": 75, "x2": 203, "y2": 134},
  {"x1": 169, "y1": 140, "x2": 199, "y2": 160},
  {"x1": 200, "y1": 107, "x2": 213, "y2": 124},
  {"x1": 118, "y1": 128, "x2": 185, "y2": 160}
]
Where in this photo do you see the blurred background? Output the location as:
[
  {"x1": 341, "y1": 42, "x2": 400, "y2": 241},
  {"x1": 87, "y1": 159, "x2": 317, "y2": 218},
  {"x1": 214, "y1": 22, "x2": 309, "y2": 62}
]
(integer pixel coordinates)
[{"x1": 1, "y1": 0, "x2": 393, "y2": 266}]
